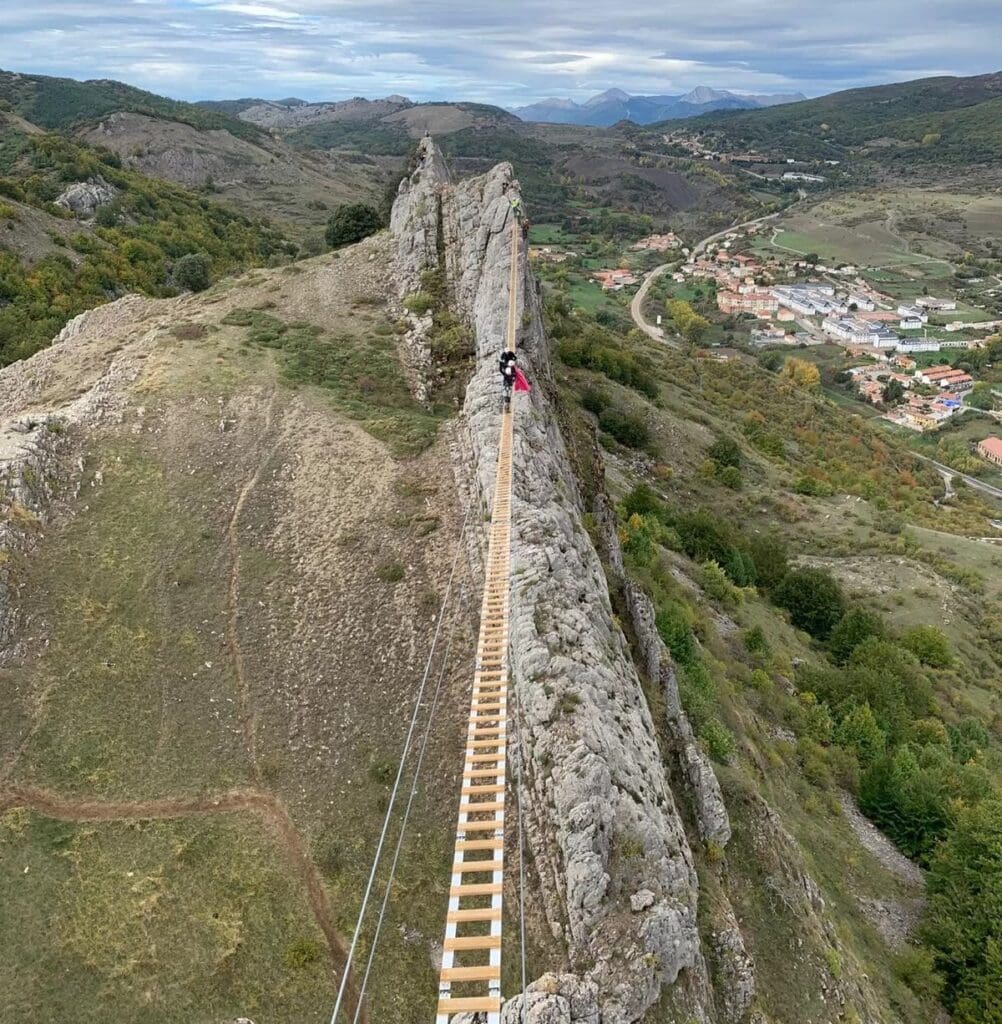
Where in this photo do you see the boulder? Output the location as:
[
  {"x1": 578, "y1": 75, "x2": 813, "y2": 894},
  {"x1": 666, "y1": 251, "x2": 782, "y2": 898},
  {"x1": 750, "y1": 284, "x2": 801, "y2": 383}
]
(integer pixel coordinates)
[{"x1": 54, "y1": 176, "x2": 118, "y2": 218}]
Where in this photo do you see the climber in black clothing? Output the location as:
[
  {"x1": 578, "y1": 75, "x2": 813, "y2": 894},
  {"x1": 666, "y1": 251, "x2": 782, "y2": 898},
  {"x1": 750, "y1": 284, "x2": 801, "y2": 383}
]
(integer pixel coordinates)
[{"x1": 499, "y1": 349, "x2": 517, "y2": 409}]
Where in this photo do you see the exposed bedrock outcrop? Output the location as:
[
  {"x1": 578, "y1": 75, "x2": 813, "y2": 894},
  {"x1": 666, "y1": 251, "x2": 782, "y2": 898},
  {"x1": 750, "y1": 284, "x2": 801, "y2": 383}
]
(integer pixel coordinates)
[
  {"x1": 392, "y1": 136, "x2": 711, "y2": 1022},
  {"x1": 0, "y1": 295, "x2": 160, "y2": 655},
  {"x1": 54, "y1": 176, "x2": 119, "y2": 218},
  {"x1": 621, "y1": 580, "x2": 731, "y2": 848}
]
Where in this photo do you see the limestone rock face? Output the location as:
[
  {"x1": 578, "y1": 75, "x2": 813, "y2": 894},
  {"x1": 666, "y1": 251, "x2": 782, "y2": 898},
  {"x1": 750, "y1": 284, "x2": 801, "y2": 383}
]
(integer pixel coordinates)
[
  {"x1": 501, "y1": 973, "x2": 600, "y2": 1024},
  {"x1": 391, "y1": 139, "x2": 706, "y2": 1022},
  {"x1": 54, "y1": 176, "x2": 118, "y2": 218},
  {"x1": 622, "y1": 581, "x2": 731, "y2": 846}
]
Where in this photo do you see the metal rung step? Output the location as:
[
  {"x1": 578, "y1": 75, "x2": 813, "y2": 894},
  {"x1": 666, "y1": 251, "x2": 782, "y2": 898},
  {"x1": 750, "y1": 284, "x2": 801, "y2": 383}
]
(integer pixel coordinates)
[
  {"x1": 446, "y1": 907, "x2": 502, "y2": 923},
  {"x1": 457, "y1": 819, "x2": 504, "y2": 832},
  {"x1": 456, "y1": 838, "x2": 504, "y2": 850}
]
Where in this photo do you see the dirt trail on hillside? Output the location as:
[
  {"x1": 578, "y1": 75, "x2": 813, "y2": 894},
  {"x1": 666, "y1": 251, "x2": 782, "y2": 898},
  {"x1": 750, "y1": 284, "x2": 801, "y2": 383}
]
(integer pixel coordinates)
[
  {"x1": 226, "y1": 389, "x2": 281, "y2": 780},
  {"x1": 0, "y1": 782, "x2": 368, "y2": 1024}
]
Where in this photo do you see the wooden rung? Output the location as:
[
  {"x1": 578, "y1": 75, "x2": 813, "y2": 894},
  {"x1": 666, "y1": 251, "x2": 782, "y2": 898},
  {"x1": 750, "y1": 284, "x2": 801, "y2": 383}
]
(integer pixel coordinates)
[
  {"x1": 452, "y1": 859, "x2": 503, "y2": 873},
  {"x1": 460, "y1": 801, "x2": 505, "y2": 813},
  {"x1": 456, "y1": 838, "x2": 504, "y2": 850},
  {"x1": 446, "y1": 907, "x2": 502, "y2": 923},
  {"x1": 440, "y1": 964, "x2": 501, "y2": 982},
  {"x1": 461, "y1": 784, "x2": 505, "y2": 796},
  {"x1": 444, "y1": 934, "x2": 502, "y2": 951},
  {"x1": 458, "y1": 818, "x2": 503, "y2": 832},
  {"x1": 467, "y1": 753, "x2": 504, "y2": 763},
  {"x1": 437, "y1": 997, "x2": 501, "y2": 1014},
  {"x1": 468, "y1": 740, "x2": 505, "y2": 749},
  {"x1": 450, "y1": 882, "x2": 502, "y2": 897},
  {"x1": 472, "y1": 702, "x2": 504, "y2": 712}
]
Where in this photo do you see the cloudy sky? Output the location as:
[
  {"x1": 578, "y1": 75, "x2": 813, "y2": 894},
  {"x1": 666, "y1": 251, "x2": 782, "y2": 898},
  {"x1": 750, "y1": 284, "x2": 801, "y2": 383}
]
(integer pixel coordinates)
[{"x1": 0, "y1": 0, "x2": 999, "y2": 107}]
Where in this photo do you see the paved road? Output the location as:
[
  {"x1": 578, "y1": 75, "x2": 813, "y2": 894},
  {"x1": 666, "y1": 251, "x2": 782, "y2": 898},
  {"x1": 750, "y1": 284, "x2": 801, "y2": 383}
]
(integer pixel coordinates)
[
  {"x1": 913, "y1": 451, "x2": 1002, "y2": 503},
  {"x1": 630, "y1": 262, "x2": 679, "y2": 344},
  {"x1": 630, "y1": 209, "x2": 783, "y2": 344}
]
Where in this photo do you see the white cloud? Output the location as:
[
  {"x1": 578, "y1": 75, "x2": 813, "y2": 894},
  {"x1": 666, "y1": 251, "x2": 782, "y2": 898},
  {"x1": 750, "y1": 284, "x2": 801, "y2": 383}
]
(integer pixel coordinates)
[{"x1": 0, "y1": 0, "x2": 996, "y2": 104}]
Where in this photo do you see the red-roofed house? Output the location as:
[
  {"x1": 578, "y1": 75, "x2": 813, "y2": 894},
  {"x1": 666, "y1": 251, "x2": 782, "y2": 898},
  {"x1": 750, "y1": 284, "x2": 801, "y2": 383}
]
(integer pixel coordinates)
[
  {"x1": 978, "y1": 436, "x2": 1002, "y2": 466},
  {"x1": 717, "y1": 289, "x2": 778, "y2": 317}
]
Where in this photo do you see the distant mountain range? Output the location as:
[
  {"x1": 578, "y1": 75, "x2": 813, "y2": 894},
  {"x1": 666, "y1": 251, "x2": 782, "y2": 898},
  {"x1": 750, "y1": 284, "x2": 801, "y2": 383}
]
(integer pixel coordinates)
[{"x1": 511, "y1": 87, "x2": 807, "y2": 126}]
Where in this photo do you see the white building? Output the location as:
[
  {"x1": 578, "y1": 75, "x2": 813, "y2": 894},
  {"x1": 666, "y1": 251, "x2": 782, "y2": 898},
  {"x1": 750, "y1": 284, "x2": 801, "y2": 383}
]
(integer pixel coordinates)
[
  {"x1": 847, "y1": 293, "x2": 875, "y2": 311},
  {"x1": 897, "y1": 303, "x2": 929, "y2": 323},
  {"x1": 900, "y1": 316, "x2": 925, "y2": 330},
  {"x1": 896, "y1": 338, "x2": 941, "y2": 353},
  {"x1": 772, "y1": 284, "x2": 839, "y2": 317},
  {"x1": 782, "y1": 172, "x2": 826, "y2": 183},
  {"x1": 915, "y1": 296, "x2": 957, "y2": 311}
]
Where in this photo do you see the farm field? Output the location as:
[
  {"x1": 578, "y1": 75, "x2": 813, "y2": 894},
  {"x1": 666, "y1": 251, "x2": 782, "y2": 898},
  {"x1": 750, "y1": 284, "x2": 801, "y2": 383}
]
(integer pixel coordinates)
[{"x1": 751, "y1": 189, "x2": 1002, "y2": 282}]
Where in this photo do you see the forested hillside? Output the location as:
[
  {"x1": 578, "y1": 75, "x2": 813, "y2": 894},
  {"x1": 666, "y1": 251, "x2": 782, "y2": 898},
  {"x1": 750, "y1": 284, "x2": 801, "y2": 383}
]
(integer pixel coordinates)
[
  {"x1": 0, "y1": 69, "x2": 264, "y2": 140},
  {"x1": 0, "y1": 121, "x2": 292, "y2": 365},
  {"x1": 659, "y1": 70, "x2": 1002, "y2": 169}
]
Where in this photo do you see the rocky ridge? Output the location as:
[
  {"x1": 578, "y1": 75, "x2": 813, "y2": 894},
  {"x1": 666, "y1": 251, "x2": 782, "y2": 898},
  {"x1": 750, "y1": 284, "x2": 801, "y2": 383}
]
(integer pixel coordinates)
[{"x1": 392, "y1": 136, "x2": 713, "y2": 1022}]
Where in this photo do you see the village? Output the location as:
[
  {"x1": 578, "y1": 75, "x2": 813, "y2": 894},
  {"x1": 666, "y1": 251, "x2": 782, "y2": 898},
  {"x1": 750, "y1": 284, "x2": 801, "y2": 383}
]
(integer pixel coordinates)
[
  {"x1": 543, "y1": 220, "x2": 999, "y2": 434},
  {"x1": 528, "y1": 213, "x2": 1002, "y2": 473}
]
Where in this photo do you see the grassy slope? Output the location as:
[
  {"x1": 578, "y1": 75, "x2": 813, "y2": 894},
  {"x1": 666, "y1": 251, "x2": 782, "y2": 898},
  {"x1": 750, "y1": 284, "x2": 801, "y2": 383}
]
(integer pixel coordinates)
[{"x1": 0, "y1": 243, "x2": 475, "y2": 1023}]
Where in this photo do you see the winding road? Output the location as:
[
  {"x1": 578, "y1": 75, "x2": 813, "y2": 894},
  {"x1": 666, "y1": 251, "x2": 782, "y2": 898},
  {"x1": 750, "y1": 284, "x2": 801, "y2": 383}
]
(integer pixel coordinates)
[
  {"x1": 630, "y1": 210, "x2": 783, "y2": 344},
  {"x1": 912, "y1": 451, "x2": 1002, "y2": 504}
]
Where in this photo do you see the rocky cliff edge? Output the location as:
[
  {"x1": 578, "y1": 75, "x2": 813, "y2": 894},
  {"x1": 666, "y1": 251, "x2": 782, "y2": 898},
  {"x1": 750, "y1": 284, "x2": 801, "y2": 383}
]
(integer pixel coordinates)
[{"x1": 392, "y1": 136, "x2": 709, "y2": 1024}]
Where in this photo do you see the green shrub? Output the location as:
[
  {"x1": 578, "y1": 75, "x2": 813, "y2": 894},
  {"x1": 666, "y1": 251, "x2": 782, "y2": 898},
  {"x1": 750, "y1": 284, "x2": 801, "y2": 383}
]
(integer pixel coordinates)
[
  {"x1": 701, "y1": 719, "x2": 735, "y2": 763},
  {"x1": 376, "y1": 562, "x2": 405, "y2": 583},
  {"x1": 718, "y1": 464, "x2": 742, "y2": 490},
  {"x1": 834, "y1": 703, "x2": 886, "y2": 768},
  {"x1": 581, "y1": 387, "x2": 609, "y2": 416},
  {"x1": 743, "y1": 625, "x2": 769, "y2": 655},
  {"x1": 922, "y1": 798, "x2": 1002, "y2": 1021},
  {"x1": 700, "y1": 560, "x2": 741, "y2": 606},
  {"x1": 173, "y1": 252, "x2": 211, "y2": 292},
  {"x1": 828, "y1": 608, "x2": 886, "y2": 665},
  {"x1": 893, "y1": 946, "x2": 945, "y2": 1005},
  {"x1": 708, "y1": 436, "x2": 742, "y2": 468},
  {"x1": 656, "y1": 602, "x2": 695, "y2": 665},
  {"x1": 621, "y1": 483, "x2": 665, "y2": 520},
  {"x1": 325, "y1": 202, "x2": 382, "y2": 247},
  {"x1": 598, "y1": 406, "x2": 650, "y2": 449},
  {"x1": 747, "y1": 534, "x2": 788, "y2": 590},
  {"x1": 402, "y1": 291, "x2": 434, "y2": 315},
  {"x1": 284, "y1": 938, "x2": 323, "y2": 969},
  {"x1": 794, "y1": 474, "x2": 835, "y2": 497},
  {"x1": 901, "y1": 625, "x2": 951, "y2": 668},
  {"x1": 774, "y1": 567, "x2": 845, "y2": 640}
]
